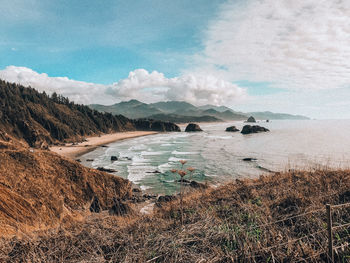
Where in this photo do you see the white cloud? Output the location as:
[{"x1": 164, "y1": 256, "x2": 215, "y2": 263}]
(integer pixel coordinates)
[
  {"x1": 193, "y1": 0, "x2": 350, "y2": 91},
  {"x1": 0, "y1": 66, "x2": 247, "y2": 106},
  {"x1": 107, "y1": 69, "x2": 247, "y2": 106},
  {"x1": 0, "y1": 66, "x2": 106, "y2": 104}
]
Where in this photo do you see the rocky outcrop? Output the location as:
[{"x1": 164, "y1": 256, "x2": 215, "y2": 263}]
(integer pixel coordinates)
[
  {"x1": 185, "y1": 123, "x2": 203, "y2": 132},
  {"x1": 111, "y1": 156, "x2": 118, "y2": 161},
  {"x1": 225, "y1": 126, "x2": 239, "y2": 132},
  {"x1": 176, "y1": 180, "x2": 208, "y2": 189},
  {"x1": 246, "y1": 116, "x2": 256, "y2": 123},
  {"x1": 243, "y1": 158, "x2": 257, "y2": 162},
  {"x1": 190, "y1": 181, "x2": 208, "y2": 189},
  {"x1": 97, "y1": 167, "x2": 117, "y2": 173},
  {"x1": 241, "y1": 125, "x2": 269, "y2": 134},
  {"x1": 134, "y1": 119, "x2": 181, "y2": 132},
  {"x1": 156, "y1": 195, "x2": 177, "y2": 207},
  {"x1": 157, "y1": 195, "x2": 177, "y2": 203}
]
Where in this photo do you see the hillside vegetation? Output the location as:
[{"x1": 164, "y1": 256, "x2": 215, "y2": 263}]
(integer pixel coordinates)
[
  {"x1": 0, "y1": 80, "x2": 180, "y2": 147},
  {"x1": 1, "y1": 168, "x2": 350, "y2": 262}
]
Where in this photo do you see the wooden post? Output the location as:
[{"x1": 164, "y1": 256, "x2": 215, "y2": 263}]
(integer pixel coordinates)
[
  {"x1": 180, "y1": 176, "x2": 183, "y2": 225},
  {"x1": 326, "y1": 204, "x2": 334, "y2": 263}
]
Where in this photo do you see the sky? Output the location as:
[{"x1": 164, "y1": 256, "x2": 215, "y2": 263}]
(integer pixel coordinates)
[{"x1": 1, "y1": 0, "x2": 350, "y2": 119}]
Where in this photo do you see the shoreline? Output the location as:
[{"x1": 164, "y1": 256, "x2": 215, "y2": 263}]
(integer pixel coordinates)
[{"x1": 50, "y1": 131, "x2": 158, "y2": 159}]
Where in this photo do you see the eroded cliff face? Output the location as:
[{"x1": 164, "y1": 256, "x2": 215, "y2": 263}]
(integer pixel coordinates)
[
  {"x1": 0, "y1": 139, "x2": 133, "y2": 236},
  {"x1": 0, "y1": 80, "x2": 180, "y2": 148}
]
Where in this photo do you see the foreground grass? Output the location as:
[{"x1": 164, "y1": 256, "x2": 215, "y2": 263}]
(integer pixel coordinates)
[{"x1": 2, "y1": 169, "x2": 350, "y2": 262}]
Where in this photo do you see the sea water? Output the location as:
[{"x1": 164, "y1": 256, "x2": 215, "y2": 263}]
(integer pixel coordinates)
[{"x1": 80, "y1": 120, "x2": 350, "y2": 194}]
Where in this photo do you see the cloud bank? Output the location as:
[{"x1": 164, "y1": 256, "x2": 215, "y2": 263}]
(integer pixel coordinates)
[
  {"x1": 0, "y1": 66, "x2": 106, "y2": 104},
  {"x1": 194, "y1": 0, "x2": 350, "y2": 91},
  {"x1": 0, "y1": 66, "x2": 247, "y2": 106}
]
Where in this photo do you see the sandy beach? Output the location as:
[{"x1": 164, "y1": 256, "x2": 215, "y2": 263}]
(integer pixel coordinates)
[{"x1": 50, "y1": 131, "x2": 158, "y2": 159}]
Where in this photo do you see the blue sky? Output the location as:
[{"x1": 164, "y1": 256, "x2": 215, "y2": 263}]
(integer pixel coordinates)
[
  {"x1": 1, "y1": 0, "x2": 350, "y2": 119},
  {"x1": 0, "y1": 0, "x2": 225, "y2": 83}
]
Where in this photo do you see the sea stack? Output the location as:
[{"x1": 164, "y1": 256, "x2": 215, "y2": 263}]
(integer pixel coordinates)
[
  {"x1": 246, "y1": 116, "x2": 256, "y2": 123},
  {"x1": 225, "y1": 126, "x2": 239, "y2": 132},
  {"x1": 241, "y1": 125, "x2": 269, "y2": 134},
  {"x1": 185, "y1": 123, "x2": 203, "y2": 132}
]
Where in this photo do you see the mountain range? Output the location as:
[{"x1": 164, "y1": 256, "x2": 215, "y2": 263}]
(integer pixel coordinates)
[{"x1": 90, "y1": 100, "x2": 309, "y2": 123}]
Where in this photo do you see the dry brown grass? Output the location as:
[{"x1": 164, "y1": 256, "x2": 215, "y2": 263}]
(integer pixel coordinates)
[
  {"x1": 2, "y1": 167, "x2": 350, "y2": 262},
  {"x1": 0, "y1": 140, "x2": 132, "y2": 237}
]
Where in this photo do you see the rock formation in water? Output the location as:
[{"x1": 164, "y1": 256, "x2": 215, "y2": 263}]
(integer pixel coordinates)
[
  {"x1": 241, "y1": 125, "x2": 269, "y2": 134},
  {"x1": 185, "y1": 123, "x2": 203, "y2": 132},
  {"x1": 134, "y1": 119, "x2": 181, "y2": 132},
  {"x1": 225, "y1": 126, "x2": 239, "y2": 132},
  {"x1": 246, "y1": 116, "x2": 256, "y2": 123}
]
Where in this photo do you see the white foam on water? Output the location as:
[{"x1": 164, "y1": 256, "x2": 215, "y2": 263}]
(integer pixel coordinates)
[
  {"x1": 158, "y1": 162, "x2": 172, "y2": 168},
  {"x1": 158, "y1": 162, "x2": 173, "y2": 173},
  {"x1": 168, "y1": 157, "x2": 186, "y2": 162},
  {"x1": 141, "y1": 151, "x2": 168, "y2": 156},
  {"x1": 163, "y1": 180, "x2": 175, "y2": 183},
  {"x1": 204, "y1": 135, "x2": 232, "y2": 139},
  {"x1": 112, "y1": 160, "x2": 130, "y2": 166},
  {"x1": 160, "y1": 143, "x2": 174, "y2": 146},
  {"x1": 118, "y1": 151, "x2": 135, "y2": 157},
  {"x1": 140, "y1": 185, "x2": 151, "y2": 190},
  {"x1": 172, "y1": 150, "x2": 198, "y2": 155},
  {"x1": 104, "y1": 147, "x2": 114, "y2": 155},
  {"x1": 131, "y1": 155, "x2": 150, "y2": 166},
  {"x1": 173, "y1": 133, "x2": 190, "y2": 138},
  {"x1": 127, "y1": 165, "x2": 155, "y2": 182},
  {"x1": 129, "y1": 144, "x2": 147, "y2": 151}
]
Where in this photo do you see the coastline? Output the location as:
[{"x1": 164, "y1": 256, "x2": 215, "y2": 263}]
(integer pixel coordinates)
[{"x1": 50, "y1": 131, "x2": 158, "y2": 159}]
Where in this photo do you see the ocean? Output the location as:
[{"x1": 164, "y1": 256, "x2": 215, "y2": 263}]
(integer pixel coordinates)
[{"x1": 80, "y1": 120, "x2": 350, "y2": 194}]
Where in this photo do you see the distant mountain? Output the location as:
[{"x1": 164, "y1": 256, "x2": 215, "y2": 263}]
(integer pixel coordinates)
[
  {"x1": 198, "y1": 104, "x2": 233, "y2": 112},
  {"x1": 150, "y1": 101, "x2": 197, "y2": 113},
  {"x1": 201, "y1": 109, "x2": 247, "y2": 121},
  {"x1": 147, "y1": 114, "x2": 221, "y2": 123},
  {"x1": 247, "y1": 111, "x2": 309, "y2": 120},
  {"x1": 90, "y1": 99, "x2": 163, "y2": 119},
  {"x1": 89, "y1": 100, "x2": 309, "y2": 123}
]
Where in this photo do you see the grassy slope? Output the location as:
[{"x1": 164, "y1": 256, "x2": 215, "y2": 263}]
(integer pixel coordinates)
[
  {"x1": 0, "y1": 138, "x2": 132, "y2": 237},
  {"x1": 2, "y1": 168, "x2": 350, "y2": 262}
]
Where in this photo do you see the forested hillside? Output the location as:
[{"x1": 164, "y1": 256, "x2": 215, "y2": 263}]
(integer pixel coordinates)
[{"x1": 0, "y1": 80, "x2": 180, "y2": 147}]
